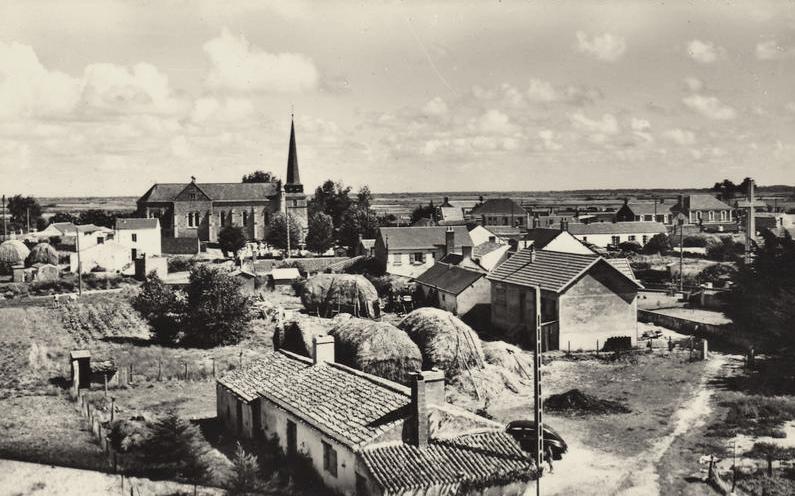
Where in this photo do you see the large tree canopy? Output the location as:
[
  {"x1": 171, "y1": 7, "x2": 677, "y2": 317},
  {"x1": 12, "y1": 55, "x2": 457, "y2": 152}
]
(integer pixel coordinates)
[
  {"x1": 242, "y1": 170, "x2": 279, "y2": 184},
  {"x1": 218, "y1": 225, "x2": 247, "y2": 257},
  {"x1": 5, "y1": 195, "x2": 43, "y2": 231},
  {"x1": 265, "y1": 212, "x2": 302, "y2": 250},
  {"x1": 306, "y1": 212, "x2": 335, "y2": 254},
  {"x1": 338, "y1": 207, "x2": 380, "y2": 252},
  {"x1": 308, "y1": 179, "x2": 352, "y2": 228}
]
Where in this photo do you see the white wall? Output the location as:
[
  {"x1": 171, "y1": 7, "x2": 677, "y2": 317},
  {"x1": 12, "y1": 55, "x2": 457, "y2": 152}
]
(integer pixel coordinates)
[
  {"x1": 386, "y1": 249, "x2": 436, "y2": 278},
  {"x1": 543, "y1": 232, "x2": 595, "y2": 254},
  {"x1": 115, "y1": 226, "x2": 161, "y2": 257},
  {"x1": 571, "y1": 231, "x2": 662, "y2": 248}
]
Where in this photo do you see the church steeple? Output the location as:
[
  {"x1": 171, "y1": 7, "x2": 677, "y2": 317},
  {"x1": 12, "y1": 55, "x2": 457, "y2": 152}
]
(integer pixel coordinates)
[{"x1": 286, "y1": 114, "x2": 301, "y2": 187}]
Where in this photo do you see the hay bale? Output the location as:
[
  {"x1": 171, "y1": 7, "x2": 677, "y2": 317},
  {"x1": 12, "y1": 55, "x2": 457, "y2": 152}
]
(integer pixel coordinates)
[
  {"x1": 328, "y1": 315, "x2": 421, "y2": 384},
  {"x1": 544, "y1": 389, "x2": 631, "y2": 415},
  {"x1": 0, "y1": 240, "x2": 30, "y2": 265},
  {"x1": 447, "y1": 363, "x2": 530, "y2": 413},
  {"x1": 398, "y1": 307, "x2": 485, "y2": 376},
  {"x1": 273, "y1": 315, "x2": 332, "y2": 357},
  {"x1": 482, "y1": 341, "x2": 532, "y2": 378},
  {"x1": 26, "y1": 242, "x2": 58, "y2": 267},
  {"x1": 301, "y1": 274, "x2": 379, "y2": 318}
]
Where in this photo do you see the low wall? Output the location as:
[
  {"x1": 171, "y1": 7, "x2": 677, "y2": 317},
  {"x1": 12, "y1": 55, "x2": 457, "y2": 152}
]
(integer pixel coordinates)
[{"x1": 638, "y1": 309, "x2": 729, "y2": 338}]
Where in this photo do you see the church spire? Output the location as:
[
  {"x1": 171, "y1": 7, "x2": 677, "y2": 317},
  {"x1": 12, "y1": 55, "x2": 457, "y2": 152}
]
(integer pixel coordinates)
[{"x1": 286, "y1": 114, "x2": 300, "y2": 186}]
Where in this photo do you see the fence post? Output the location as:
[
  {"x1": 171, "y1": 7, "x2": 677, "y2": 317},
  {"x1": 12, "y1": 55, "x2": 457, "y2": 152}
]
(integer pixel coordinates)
[
  {"x1": 567, "y1": 341, "x2": 570, "y2": 355},
  {"x1": 110, "y1": 397, "x2": 115, "y2": 422},
  {"x1": 104, "y1": 374, "x2": 108, "y2": 397},
  {"x1": 239, "y1": 351, "x2": 243, "y2": 369},
  {"x1": 158, "y1": 360, "x2": 162, "y2": 381},
  {"x1": 184, "y1": 362, "x2": 188, "y2": 381},
  {"x1": 596, "y1": 340, "x2": 599, "y2": 355},
  {"x1": 212, "y1": 358, "x2": 216, "y2": 378},
  {"x1": 129, "y1": 363, "x2": 133, "y2": 384}
]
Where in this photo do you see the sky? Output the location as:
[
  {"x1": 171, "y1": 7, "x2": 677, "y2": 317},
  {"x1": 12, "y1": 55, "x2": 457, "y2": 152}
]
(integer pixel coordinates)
[{"x1": 1, "y1": 0, "x2": 795, "y2": 197}]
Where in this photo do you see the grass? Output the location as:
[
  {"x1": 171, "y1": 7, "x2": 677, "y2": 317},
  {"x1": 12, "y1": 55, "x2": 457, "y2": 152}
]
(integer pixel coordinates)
[{"x1": 708, "y1": 393, "x2": 795, "y2": 438}]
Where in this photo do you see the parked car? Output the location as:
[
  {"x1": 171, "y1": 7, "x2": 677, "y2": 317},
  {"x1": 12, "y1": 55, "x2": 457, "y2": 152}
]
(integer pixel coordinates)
[
  {"x1": 641, "y1": 328, "x2": 664, "y2": 340},
  {"x1": 505, "y1": 420, "x2": 568, "y2": 460}
]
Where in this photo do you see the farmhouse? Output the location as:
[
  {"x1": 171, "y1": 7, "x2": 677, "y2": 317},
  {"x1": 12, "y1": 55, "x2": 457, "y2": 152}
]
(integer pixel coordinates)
[
  {"x1": 217, "y1": 339, "x2": 535, "y2": 496},
  {"x1": 137, "y1": 117, "x2": 308, "y2": 245},
  {"x1": 35, "y1": 222, "x2": 112, "y2": 250},
  {"x1": 114, "y1": 218, "x2": 161, "y2": 258},
  {"x1": 487, "y1": 247, "x2": 643, "y2": 350},
  {"x1": 671, "y1": 194, "x2": 734, "y2": 231},
  {"x1": 375, "y1": 226, "x2": 473, "y2": 279},
  {"x1": 524, "y1": 227, "x2": 596, "y2": 255},
  {"x1": 566, "y1": 221, "x2": 667, "y2": 248},
  {"x1": 414, "y1": 263, "x2": 489, "y2": 318},
  {"x1": 468, "y1": 198, "x2": 529, "y2": 229},
  {"x1": 438, "y1": 197, "x2": 478, "y2": 225},
  {"x1": 614, "y1": 199, "x2": 673, "y2": 224}
]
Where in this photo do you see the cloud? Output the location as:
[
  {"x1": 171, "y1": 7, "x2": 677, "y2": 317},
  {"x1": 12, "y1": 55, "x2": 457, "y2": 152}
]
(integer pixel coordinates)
[
  {"x1": 630, "y1": 118, "x2": 650, "y2": 131},
  {"x1": 80, "y1": 63, "x2": 182, "y2": 115},
  {"x1": 683, "y1": 77, "x2": 704, "y2": 92},
  {"x1": 189, "y1": 97, "x2": 255, "y2": 123},
  {"x1": 203, "y1": 28, "x2": 318, "y2": 92},
  {"x1": 682, "y1": 94, "x2": 737, "y2": 120},
  {"x1": 664, "y1": 128, "x2": 696, "y2": 145},
  {"x1": 422, "y1": 97, "x2": 448, "y2": 116},
  {"x1": 476, "y1": 109, "x2": 517, "y2": 135},
  {"x1": 755, "y1": 40, "x2": 795, "y2": 60},
  {"x1": 538, "y1": 129, "x2": 562, "y2": 151},
  {"x1": 687, "y1": 40, "x2": 720, "y2": 63},
  {"x1": 525, "y1": 78, "x2": 602, "y2": 105},
  {"x1": 571, "y1": 112, "x2": 620, "y2": 135},
  {"x1": 786, "y1": 102, "x2": 795, "y2": 113},
  {"x1": 575, "y1": 31, "x2": 627, "y2": 62}
]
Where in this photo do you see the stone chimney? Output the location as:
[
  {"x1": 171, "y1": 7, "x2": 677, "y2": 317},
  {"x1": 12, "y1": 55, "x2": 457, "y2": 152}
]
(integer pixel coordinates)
[
  {"x1": 560, "y1": 219, "x2": 568, "y2": 231},
  {"x1": 529, "y1": 245, "x2": 537, "y2": 262},
  {"x1": 312, "y1": 335, "x2": 335, "y2": 365},
  {"x1": 408, "y1": 369, "x2": 445, "y2": 447},
  {"x1": 445, "y1": 226, "x2": 455, "y2": 256},
  {"x1": 532, "y1": 215, "x2": 540, "y2": 229},
  {"x1": 443, "y1": 196, "x2": 449, "y2": 206}
]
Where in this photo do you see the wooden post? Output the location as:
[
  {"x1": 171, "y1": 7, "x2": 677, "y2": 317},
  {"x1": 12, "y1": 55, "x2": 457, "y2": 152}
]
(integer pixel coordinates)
[
  {"x1": 211, "y1": 358, "x2": 216, "y2": 378},
  {"x1": 533, "y1": 285, "x2": 542, "y2": 496},
  {"x1": 567, "y1": 340, "x2": 570, "y2": 355},
  {"x1": 158, "y1": 360, "x2": 162, "y2": 381},
  {"x1": 239, "y1": 351, "x2": 243, "y2": 369},
  {"x1": 184, "y1": 362, "x2": 188, "y2": 381},
  {"x1": 129, "y1": 363, "x2": 133, "y2": 383},
  {"x1": 104, "y1": 374, "x2": 108, "y2": 396},
  {"x1": 110, "y1": 397, "x2": 115, "y2": 422},
  {"x1": 596, "y1": 340, "x2": 599, "y2": 355}
]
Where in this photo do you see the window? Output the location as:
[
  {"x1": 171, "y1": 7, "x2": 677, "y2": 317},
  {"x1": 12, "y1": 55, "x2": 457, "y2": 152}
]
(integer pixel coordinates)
[
  {"x1": 611, "y1": 235, "x2": 620, "y2": 246},
  {"x1": 441, "y1": 293, "x2": 446, "y2": 302},
  {"x1": 582, "y1": 236, "x2": 588, "y2": 242},
  {"x1": 292, "y1": 200, "x2": 299, "y2": 207},
  {"x1": 503, "y1": 217, "x2": 509, "y2": 225},
  {"x1": 708, "y1": 211, "x2": 715, "y2": 221},
  {"x1": 187, "y1": 212, "x2": 198, "y2": 227},
  {"x1": 628, "y1": 235, "x2": 636, "y2": 241},
  {"x1": 97, "y1": 237, "x2": 104, "y2": 245},
  {"x1": 720, "y1": 210, "x2": 727, "y2": 221},
  {"x1": 392, "y1": 253, "x2": 403, "y2": 265},
  {"x1": 413, "y1": 252, "x2": 424, "y2": 264},
  {"x1": 190, "y1": 193, "x2": 196, "y2": 200},
  {"x1": 322, "y1": 441, "x2": 338, "y2": 477},
  {"x1": 243, "y1": 211, "x2": 248, "y2": 226},
  {"x1": 642, "y1": 235, "x2": 648, "y2": 245},
  {"x1": 131, "y1": 233, "x2": 138, "y2": 243},
  {"x1": 220, "y1": 212, "x2": 226, "y2": 226}
]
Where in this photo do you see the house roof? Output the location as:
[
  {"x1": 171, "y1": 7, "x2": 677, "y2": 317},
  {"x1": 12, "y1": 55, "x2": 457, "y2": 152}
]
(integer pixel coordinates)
[
  {"x1": 622, "y1": 202, "x2": 671, "y2": 216},
  {"x1": 414, "y1": 263, "x2": 485, "y2": 295},
  {"x1": 379, "y1": 226, "x2": 473, "y2": 250},
  {"x1": 473, "y1": 241, "x2": 504, "y2": 258},
  {"x1": 487, "y1": 249, "x2": 642, "y2": 293},
  {"x1": 360, "y1": 431, "x2": 534, "y2": 494},
  {"x1": 220, "y1": 350, "x2": 411, "y2": 449},
  {"x1": 524, "y1": 228, "x2": 565, "y2": 250},
  {"x1": 115, "y1": 218, "x2": 159, "y2": 230},
  {"x1": 270, "y1": 268, "x2": 301, "y2": 280},
  {"x1": 359, "y1": 238, "x2": 376, "y2": 249},
  {"x1": 287, "y1": 257, "x2": 351, "y2": 274},
  {"x1": 684, "y1": 194, "x2": 733, "y2": 211},
  {"x1": 566, "y1": 221, "x2": 667, "y2": 235},
  {"x1": 139, "y1": 182, "x2": 278, "y2": 203},
  {"x1": 606, "y1": 258, "x2": 640, "y2": 283},
  {"x1": 470, "y1": 198, "x2": 527, "y2": 216},
  {"x1": 439, "y1": 206, "x2": 465, "y2": 222}
]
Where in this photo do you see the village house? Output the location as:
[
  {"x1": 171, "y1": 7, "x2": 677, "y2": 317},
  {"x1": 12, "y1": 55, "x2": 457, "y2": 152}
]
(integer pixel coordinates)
[
  {"x1": 614, "y1": 199, "x2": 673, "y2": 224},
  {"x1": 114, "y1": 218, "x2": 161, "y2": 259},
  {"x1": 69, "y1": 241, "x2": 133, "y2": 274},
  {"x1": 524, "y1": 225, "x2": 596, "y2": 255},
  {"x1": 216, "y1": 339, "x2": 535, "y2": 496},
  {"x1": 566, "y1": 221, "x2": 667, "y2": 248},
  {"x1": 137, "y1": 117, "x2": 308, "y2": 246},
  {"x1": 414, "y1": 263, "x2": 490, "y2": 319},
  {"x1": 671, "y1": 194, "x2": 734, "y2": 231},
  {"x1": 356, "y1": 238, "x2": 376, "y2": 257},
  {"x1": 487, "y1": 247, "x2": 642, "y2": 351},
  {"x1": 438, "y1": 197, "x2": 478, "y2": 225},
  {"x1": 468, "y1": 198, "x2": 530, "y2": 229},
  {"x1": 35, "y1": 222, "x2": 112, "y2": 250},
  {"x1": 374, "y1": 226, "x2": 473, "y2": 279}
]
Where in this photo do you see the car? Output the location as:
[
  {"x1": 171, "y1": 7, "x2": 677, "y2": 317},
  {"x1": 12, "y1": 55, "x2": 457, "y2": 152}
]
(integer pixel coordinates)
[
  {"x1": 505, "y1": 420, "x2": 568, "y2": 460},
  {"x1": 641, "y1": 328, "x2": 664, "y2": 340}
]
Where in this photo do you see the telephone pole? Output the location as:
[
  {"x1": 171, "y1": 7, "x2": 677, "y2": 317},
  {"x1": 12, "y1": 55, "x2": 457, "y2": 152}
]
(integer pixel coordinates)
[
  {"x1": 285, "y1": 214, "x2": 291, "y2": 260},
  {"x1": 534, "y1": 285, "x2": 543, "y2": 496},
  {"x1": 1, "y1": 194, "x2": 6, "y2": 240},
  {"x1": 745, "y1": 179, "x2": 755, "y2": 265},
  {"x1": 679, "y1": 218, "x2": 684, "y2": 293},
  {"x1": 76, "y1": 228, "x2": 83, "y2": 297},
  {"x1": 26, "y1": 207, "x2": 30, "y2": 233}
]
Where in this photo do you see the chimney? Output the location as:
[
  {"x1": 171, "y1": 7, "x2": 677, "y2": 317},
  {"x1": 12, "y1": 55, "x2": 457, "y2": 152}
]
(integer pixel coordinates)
[
  {"x1": 532, "y1": 216, "x2": 540, "y2": 229},
  {"x1": 623, "y1": 197, "x2": 628, "y2": 205},
  {"x1": 312, "y1": 335, "x2": 335, "y2": 364},
  {"x1": 529, "y1": 245, "x2": 536, "y2": 262},
  {"x1": 445, "y1": 226, "x2": 455, "y2": 256},
  {"x1": 408, "y1": 369, "x2": 445, "y2": 447},
  {"x1": 560, "y1": 219, "x2": 568, "y2": 231},
  {"x1": 443, "y1": 196, "x2": 449, "y2": 206},
  {"x1": 462, "y1": 243, "x2": 472, "y2": 261}
]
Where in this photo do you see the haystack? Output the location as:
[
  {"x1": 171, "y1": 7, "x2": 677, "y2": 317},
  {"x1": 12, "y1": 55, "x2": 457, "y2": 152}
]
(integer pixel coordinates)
[
  {"x1": 301, "y1": 274, "x2": 379, "y2": 318},
  {"x1": 398, "y1": 307, "x2": 485, "y2": 376},
  {"x1": 544, "y1": 389, "x2": 631, "y2": 415},
  {"x1": 0, "y1": 240, "x2": 30, "y2": 266},
  {"x1": 482, "y1": 341, "x2": 533, "y2": 378},
  {"x1": 328, "y1": 314, "x2": 421, "y2": 384},
  {"x1": 26, "y1": 242, "x2": 58, "y2": 267},
  {"x1": 273, "y1": 315, "x2": 333, "y2": 357}
]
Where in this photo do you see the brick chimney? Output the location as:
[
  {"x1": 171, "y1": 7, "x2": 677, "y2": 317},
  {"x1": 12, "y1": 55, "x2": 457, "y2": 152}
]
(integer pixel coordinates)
[
  {"x1": 312, "y1": 335, "x2": 335, "y2": 364},
  {"x1": 529, "y1": 245, "x2": 537, "y2": 262},
  {"x1": 532, "y1": 216, "x2": 540, "y2": 229},
  {"x1": 560, "y1": 219, "x2": 568, "y2": 231},
  {"x1": 445, "y1": 226, "x2": 455, "y2": 256},
  {"x1": 408, "y1": 369, "x2": 445, "y2": 447}
]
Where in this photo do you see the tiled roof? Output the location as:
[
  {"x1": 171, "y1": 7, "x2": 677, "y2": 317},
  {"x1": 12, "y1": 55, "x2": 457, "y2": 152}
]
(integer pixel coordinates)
[
  {"x1": 470, "y1": 198, "x2": 527, "y2": 216},
  {"x1": 684, "y1": 194, "x2": 732, "y2": 211},
  {"x1": 606, "y1": 258, "x2": 640, "y2": 284},
  {"x1": 139, "y1": 182, "x2": 278, "y2": 203},
  {"x1": 287, "y1": 257, "x2": 351, "y2": 274},
  {"x1": 115, "y1": 218, "x2": 159, "y2": 230},
  {"x1": 360, "y1": 431, "x2": 535, "y2": 493},
  {"x1": 414, "y1": 263, "x2": 485, "y2": 295},
  {"x1": 360, "y1": 239, "x2": 376, "y2": 249},
  {"x1": 440, "y1": 206, "x2": 465, "y2": 222},
  {"x1": 623, "y1": 202, "x2": 672, "y2": 216},
  {"x1": 379, "y1": 226, "x2": 473, "y2": 250},
  {"x1": 524, "y1": 228, "x2": 564, "y2": 249},
  {"x1": 473, "y1": 241, "x2": 504, "y2": 258},
  {"x1": 487, "y1": 249, "x2": 601, "y2": 292},
  {"x1": 567, "y1": 221, "x2": 667, "y2": 235},
  {"x1": 218, "y1": 351, "x2": 311, "y2": 402}
]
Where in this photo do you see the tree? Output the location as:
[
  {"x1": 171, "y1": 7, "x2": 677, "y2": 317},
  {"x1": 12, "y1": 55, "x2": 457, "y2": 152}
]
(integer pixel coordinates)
[
  {"x1": 308, "y1": 180, "x2": 352, "y2": 228},
  {"x1": 746, "y1": 442, "x2": 795, "y2": 477},
  {"x1": 706, "y1": 237, "x2": 743, "y2": 261},
  {"x1": 133, "y1": 272, "x2": 185, "y2": 344},
  {"x1": 265, "y1": 213, "x2": 302, "y2": 251},
  {"x1": 141, "y1": 411, "x2": 211, "y2": 488},
  {"x1": 227, "y1": 442, "x2": 264, "y2": 496},
  {"x1": 356, "y1": 186, "x2": 373, "y2": 209},
  {"x1": 219, "y1": 225, "x2": 247, "y2": 257},
  {"x1": 306, "y1": 212, "x2": 335, "y2": 254},
  {"x1": 642, "y1": 233, "x2": 671, "y2": 255},
  {"x1": 242, "y1": 170, "x2": 279, "y2": 184},
  {"x1": 618, "y1": 240, "x2": 642, "y2": 254},
  {"x1": 49, "y1": 212, "x2": 79, "y2": 225},
  {"x1": 338, "y1": 207, "x2": 380, "y2": 252},
  {"x1": 410, "y1": 202, "x2": 437, "y2": 224},
  {"x1": 78, "y1": 209, "x2": 117, "y2": 228},
  {"x1": 183, "y1": 265, "x2": 252, "y2": 347},
  {"x1": 6, "y1": 195, "x2": 43, "y2": 231}
]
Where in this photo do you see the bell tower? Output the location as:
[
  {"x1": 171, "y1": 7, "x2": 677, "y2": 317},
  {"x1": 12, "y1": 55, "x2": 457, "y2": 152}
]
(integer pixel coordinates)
[{"x1": 283, "y1": 114, "x2": 308, "y2": 242}]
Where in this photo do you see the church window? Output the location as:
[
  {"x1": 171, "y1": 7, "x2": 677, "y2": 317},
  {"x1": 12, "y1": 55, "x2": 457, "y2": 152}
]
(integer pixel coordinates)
[
  {"x1": 221, "y1": 212, "x2": 226, "y2": 226},
  {"x1": 243, "y1": 211, "x2": 248, "y2": 226}
]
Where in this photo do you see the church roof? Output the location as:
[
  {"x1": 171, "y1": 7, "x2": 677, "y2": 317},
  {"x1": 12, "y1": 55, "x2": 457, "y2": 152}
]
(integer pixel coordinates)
[
  {"x1": 286, "y1": 117, "x2": 300, "y2": 185},
  {"x1": 138, "y1": 182, "x2": 278, "y2": 203}
]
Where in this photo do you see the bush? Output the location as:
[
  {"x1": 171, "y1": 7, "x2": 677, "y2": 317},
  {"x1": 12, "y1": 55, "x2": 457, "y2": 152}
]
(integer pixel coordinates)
[
  {"x1": 133, "y1": 272, "x2": 185, "y2": 344},
  {"x1": 706, "y1": 237, "x2": 744, "y2": 261},
  {"x1": 219, "y1": 225, "x2": 247, "y2": 257},
  {"x1": 183, "y1": 265, "x2": 252, "y2": 347},
  {"x1": 167, "y1": 256, "x2": 196, "y2": 273},
  {"x1": 642, "y1": 233, "x2": 671, "y2": 255},
  {"x1": 618, "y1": 241, "x2": 642, "y2": 254},
  {"x1": 683, "y1": 235, "x2": 709, "y2": 247},
  {"x1": 140, "y1": 412, "x2": 210, "y2": 484}
]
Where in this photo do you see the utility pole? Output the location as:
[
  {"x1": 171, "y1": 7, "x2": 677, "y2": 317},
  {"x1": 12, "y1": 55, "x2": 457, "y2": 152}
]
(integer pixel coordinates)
[
  {"x1": 26, "y1": 207, "x2": 30, "y2": 233},
  {"x1": 745, "y1": 179, "x2": 755, "y2": 265},
  {"x1": 679, "y1": 218, "x2": 684, "y2": 293},
  {"x1": 533, "y1": 285, "x2": 543, "y2": 496},
  {"x1": 1, "y1": 194, "x2": 6, "y2": 241},
  {"x1": 76, "y1": 228, "x2": 83, "y2": 297},
  {"x1": 285, "y1": 214, "x2": 291, "y2": 260}
]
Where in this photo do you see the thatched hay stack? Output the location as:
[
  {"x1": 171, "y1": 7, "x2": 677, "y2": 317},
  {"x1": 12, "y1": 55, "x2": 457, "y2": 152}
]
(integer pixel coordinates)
[
  {"x1": 273, "y1": 315, "x2": 333, "y2": 357},
  {"x1": 446, "y1": 362, "x2": 531, "y2": 413},
  {"x1": 482, "y1": 341, "x2": 533, "y2": 378},
  {"x1": 26, "y1": 242, "x2": 58, "y2": 267},
  {"x1": 0, "y1": 240, "x2": 30, "y2": 266},
  {"x1": 301, "y1": 274, "x2": 379, "y2": 318},
  {"x1": 328, "y1": 314, "x2": 421, "y2": 384},
  {"x1": 398, "y1": 308, "x2": 485, "y2": 376}
]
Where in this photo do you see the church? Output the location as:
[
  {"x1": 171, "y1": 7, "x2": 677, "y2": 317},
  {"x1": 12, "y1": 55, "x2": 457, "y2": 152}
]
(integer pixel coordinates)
[{"x1": 137, "y1": 117, "x2": 308, "y2": 247}]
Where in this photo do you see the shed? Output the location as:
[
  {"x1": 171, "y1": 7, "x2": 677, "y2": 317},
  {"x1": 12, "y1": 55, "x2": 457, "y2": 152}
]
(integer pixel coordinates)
[{"x1": 269, "y1": 267, "x2": 301, "y2": 287}]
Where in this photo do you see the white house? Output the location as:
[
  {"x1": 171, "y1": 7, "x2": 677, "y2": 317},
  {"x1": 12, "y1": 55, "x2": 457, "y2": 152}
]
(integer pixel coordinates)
[
  {"x1": 566, "y1": 221, "x2": 667, "y2": 248},
  {"x1": 414, "y1": 263, "x2": 490, "y2": 318},
  {"x1": 374, "y1": 226, "x2": 473, "y2": 279},
  {"x1": 524, "y1": 227, "x2": 596, "y2": 255},
  {"x1": 69, "y1": 241, "x2": 133, "y2": 274},
  {"x1": 36, "y1": 222, "x2": 112, "y2": 250},
  {"x1": 114, "y1": 218, "x2": 162, "y2": 258}
]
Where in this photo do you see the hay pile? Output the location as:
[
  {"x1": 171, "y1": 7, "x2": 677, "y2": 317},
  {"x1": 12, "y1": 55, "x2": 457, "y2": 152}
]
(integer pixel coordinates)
[
  {"x1": 328, "y1": 314, "x2": 421, "y2": 384},
  {"x1": 0, "y1": 240, "x2": 30, "y2": 266},
  {"x1": 398, "y1": 308, "x2": 485, "y2": 376},
  {"x1": 273, "y1": 315, "x2": 333, "y2": 357},
  {"x1": 482, "y1": 341, "x2": 533, "y2": 378},
  {"x1": 544, "y1": 389, "x2": 631, "y2": 415},
  {"x1": 301, "y1": 274, "x2": 379, "y2": 318},
  {"x1": 26, "y1": 242, "x2": 58, "y2": 266},
  {"x1": 447, "y1": 363, "x2": 531, "y2": 413}
]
